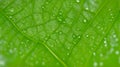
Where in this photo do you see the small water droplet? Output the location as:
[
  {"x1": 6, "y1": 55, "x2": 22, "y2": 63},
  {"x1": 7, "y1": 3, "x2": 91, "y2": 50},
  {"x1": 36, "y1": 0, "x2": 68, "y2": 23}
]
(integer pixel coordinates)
[
  {"x1": 10, "y1": 8, "x2": 14, "y2": 12},
  {"x1": 108, "y1": 8, "x2": 111, "y2": 11},
  {"x1": 93, "y1": 52, "x2": 96, "y2": 56},
  {"x1": 85, "y1": 7, "x2": 89, "y2": 10},
  {"x1": 83, "y1": 19, "x2": 87, "y2": 23},
  {"x1": 9, "y1": 16, "x2": 12, "y2": 18},
  {"x1": 78, "y1": 35, "x2": 81, "y2": 39},
  {"x1": 57, "y1": 17, "x2": 62, "y2": 22},
  {"x1": 41, "y1": 6, "x2": 45, "y2": 9},
  {"x1": 100, "y1": 53, "x2": 103, "y2": 57},
  {"x1": 67, "y1": 53, "x2": 70, "y2": 55},
  {"x1": 110, "y1": 13, "x2": 113, "y2": 16},
  {"x1": 9, "y1": 49, "x2": 13, "y2": 54},
  {"x1": 67, "y1": 47, "x2": 70, "y2": 50},
  {"x1": 86, "y1": 34, "x2": 89, "y2": 38},
  {"x1": 93, "y1": 62, "x2": 98, "y2": 67},
  {"x1": 104, "y1": 38, "x2": 107, "y2": 47},
  {"x1": 72, "y1": 34, "x2": 76, "y2": 39},
  {"x1": 76, "y1": 0, "x2": 80, "y2": 3},
  {"x1": 0, "y1": 60, "x2": 5, "y2": 66},
  {"x1": 21, "y1": 42, "x2": 24, "y2": 44},
  {"x1": 109, "y1": 48, "x2": 114, "y2": 53},
  {"x1": 113, "y1": 34, "x2": 117, "y2": 38},
  {"x1": 45, "y1": 1, "x2": 49, "y2": 4},
  {"x1": 59, "y1": 31, "x2": 63, "y2": 34},
  {"x1": 115, "y1": 50, "x2": 119, "y2": 55},
  {"x1": 35, "y1": 61, "x2": 39, "y2": 64},
  {"x1": 99, "y1": 62, "x2": 103, "y2": 66}
]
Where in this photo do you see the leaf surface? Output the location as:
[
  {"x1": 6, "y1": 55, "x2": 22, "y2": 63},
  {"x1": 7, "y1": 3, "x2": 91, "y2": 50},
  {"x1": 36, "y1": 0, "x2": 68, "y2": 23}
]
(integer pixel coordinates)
[{"x1": 0, "y1": 0, "x2": 120, "y2": 67}]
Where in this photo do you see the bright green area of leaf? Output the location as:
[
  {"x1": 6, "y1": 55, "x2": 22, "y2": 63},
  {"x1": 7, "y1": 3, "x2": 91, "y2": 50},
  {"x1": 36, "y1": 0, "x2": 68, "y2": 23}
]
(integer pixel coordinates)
[{"x1": 0, "y1": 0, "x2": 120, "y2": 67}]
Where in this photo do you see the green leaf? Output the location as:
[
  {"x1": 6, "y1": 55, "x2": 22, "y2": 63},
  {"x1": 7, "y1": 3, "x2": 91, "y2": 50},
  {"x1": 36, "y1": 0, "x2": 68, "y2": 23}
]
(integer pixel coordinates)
[{"x1": 0, "y1": 0, "x2": 120, "y2": 67}]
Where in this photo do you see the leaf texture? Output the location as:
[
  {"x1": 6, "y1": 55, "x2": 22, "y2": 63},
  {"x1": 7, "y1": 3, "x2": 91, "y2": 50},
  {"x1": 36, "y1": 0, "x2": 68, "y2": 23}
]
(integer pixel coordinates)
[{"x1": 0, "y1": 0, "x2": 120, "y2": 67}]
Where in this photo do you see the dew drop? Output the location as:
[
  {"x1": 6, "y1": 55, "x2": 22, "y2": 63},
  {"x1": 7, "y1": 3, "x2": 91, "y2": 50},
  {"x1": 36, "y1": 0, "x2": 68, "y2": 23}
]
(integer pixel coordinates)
[
  {"x1": 9, "y1": 16, "x2": 13, "y2": 18},
  {"x1": 104, "y1": 38, "x2": 107, "y2": 47},
  {"x1": 108, "y1": 8, "x2": 111, "y2": 11},
  {"x1": 72, "y1": 34, "x2": 76, "y2": 38},
  {"x1": 78, "y1": 35, "x2": 81, "y2": 39},
  {"x1": 41, "y1": 6, "x2": 45, "y2": 9},
  {"x1": 57, "y1": 17, "x2": 62, "y2": 22},
  {"x1": 10, "y1": 8, "x2": 14, "y2": 12},
  {"x1": 35, "y1": 61, "x2": 39, "y2": 64},
  {"x1": 99, "y1": 62, "x2": 103, "y2": 66},
  {"x1": 0, "y1": 60, "x2": 5, "y2": 66},
  {"x1": 109, "y1": 48, "x2": 114, "y2": 53},
  {"x1": 76, "y1": 0, "x2": 80, "y2": 3},
  {"x1": 9, "y1": 49, "x2": 13, "y2": 54},
  {"x1": 93, "y1": 52, "x2": 96, "y2": 56},
  {"x1": 67, "y1": 46, "x2": 70, "y2": 50},
  {"x1": 93, "y1": 62, "x2": 98, "y2": 67},
  {"x1": 59, "y1": 31, "x2": 63, "y2": 34},
  {"x1": 67, "y1": 53, "x2": 70, "y2": 55},
  {"x1": 83, "y1": 19, "x2": 87, "y2": 23},
  {"x1": 86, "y1": 34, "x2": 89, "y2": 38},
  {"x1": 85, "y1": 7, "x2": 89, "y2": 10},
  {"x1": 115, "y1": 50, "x2": 119, "y2": 55}
]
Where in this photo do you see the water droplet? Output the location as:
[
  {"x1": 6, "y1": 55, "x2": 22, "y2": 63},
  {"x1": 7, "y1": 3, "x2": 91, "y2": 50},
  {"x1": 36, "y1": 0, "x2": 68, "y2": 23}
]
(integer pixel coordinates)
[
  {"x1": 72, "y1": 34, "x2": 76, "y2": 38},
  {"x1": 104, "y1": 38, "x2": 107, "y2": 47},
  {"x1": 83, "y1": 19, "x2": 87, "y2": 23},
  {"x1": 100, "y1": 53, "x2": 103, "y2": 57},
  {"x1": 67, "y1": 46, "x2": 70, "y2": 50},
  {"x1": 21, "y1": 42, "x2": 24, "y2": 44},
  {"x1": 85, "y1": 7, "x2": 89, "y2": 10},
  {"x1": 57, "y1": 17, "x2": 62, "y2": 22},
  {"x1": 99, "y1": 62, "x2": 103, "y2": 66},
  {"x1": 108, "y1": 8, "x2": 111, "y2": 11},
  {"x1": 10, "y1": 8, "x2": 14, "y2": 12},
  {"x1": 86, "y1": 34, "x2": 89, "y2": 38},
  {"x1": 93, "y1": 62, "x2": 98, "y2": 67},
  {"x1": 78, "y1": 35, "x2": 81, "y2": 39},
  {"x1": 0, "y1": 60, "x2": 5, "y2": 66},
  {"x1": 115, "y1": 50, "x2": 119, "y2": 55},
  {"x1": 9, "y1": 49, "x2": 13, "y2": 54},
  {"x1": 59, "y1": 31, "x2": 63, "y2": 34},
  {"x1": 76, "y1": 0, "x2": 80, "y2": 3},
  {"x1": 45, "y1": 1, "x2": 49, "y2": 4},
  {"x1": 9, "y1": 16, "x2": 12, "y2": 18},
  {"x1": 67, "y1": 53, "x2": 70, "y2": 55},
  {"x1": 41, "y1": 6, "x2": 45, "y2": 9},
  {"x1": 0, "y1": 56, "x2": 5, "y2": 66},
  {"x1": 93, "y1": 52, "x2": 96, "y2": 56},
  {"x1": 35, "y1": 61, "x2": 39, "y2": 64},
  {"x1": 109, "y1": 48, "x2": 114, "y2": 53},
  {"x1": 110, "y1": 13, "x2": 113, "y2": 16}
]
